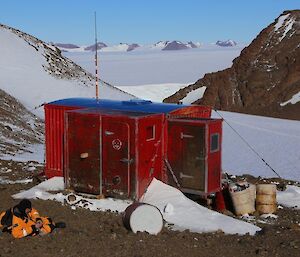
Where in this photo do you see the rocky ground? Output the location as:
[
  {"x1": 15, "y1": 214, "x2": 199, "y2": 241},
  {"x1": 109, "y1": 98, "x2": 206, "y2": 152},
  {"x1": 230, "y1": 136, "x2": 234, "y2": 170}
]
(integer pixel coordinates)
[{"x1": 1, "y1": 159, "x2": 300, "y2": 257}]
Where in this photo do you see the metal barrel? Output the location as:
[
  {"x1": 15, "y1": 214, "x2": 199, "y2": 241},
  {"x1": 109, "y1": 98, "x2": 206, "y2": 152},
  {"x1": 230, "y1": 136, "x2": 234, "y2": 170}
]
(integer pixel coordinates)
[
  {"x1": 123, "y1": 202, "x2": 163, "y2": 235},
  {"x1": 230, "y1": 185, "x2": 256, "y2": 216},
  {"x1": 256, "y1": 184, "x2": 277, "y2": 214}
]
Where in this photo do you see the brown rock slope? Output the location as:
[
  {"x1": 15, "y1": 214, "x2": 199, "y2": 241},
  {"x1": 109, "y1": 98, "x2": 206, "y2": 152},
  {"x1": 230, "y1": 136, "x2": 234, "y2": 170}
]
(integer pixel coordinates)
[
  {"x1": 164, "y1": 10, "x2": 300, "y2": 120},
  {"x1": 0, "y1": 89, "x2": 44, "y2": 157}
]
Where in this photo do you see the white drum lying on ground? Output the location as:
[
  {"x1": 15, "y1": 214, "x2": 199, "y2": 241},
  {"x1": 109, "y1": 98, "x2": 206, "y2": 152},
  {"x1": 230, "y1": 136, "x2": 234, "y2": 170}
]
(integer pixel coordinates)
[{"x1": 123, "y1": 202, "x2": 164, "y2": 235}]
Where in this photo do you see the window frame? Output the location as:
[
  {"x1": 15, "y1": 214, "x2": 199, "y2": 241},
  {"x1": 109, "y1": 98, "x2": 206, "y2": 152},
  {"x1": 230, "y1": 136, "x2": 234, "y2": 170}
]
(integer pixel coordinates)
[
  {"x1": 210, "y1": 133, "x2": 220, "y2": 153},
  {"x1": 146, "y1": 125, "x2": 156, "y2": 141}
]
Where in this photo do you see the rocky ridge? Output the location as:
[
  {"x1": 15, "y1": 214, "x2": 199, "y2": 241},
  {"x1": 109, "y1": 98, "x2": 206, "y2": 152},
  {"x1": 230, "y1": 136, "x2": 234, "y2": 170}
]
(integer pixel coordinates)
[
  {"x1": 0, "y1": 24, "x2": 133, "y2": 156},
  {"x1": 0, "y1": 89, "x2": 44, "y2": 157},
  {"x1": 165, "y1": 10, "x2": 300, "y2": 120},
  {"x1": 0, "y1": 24, "x2": 96, "y2": 87}
]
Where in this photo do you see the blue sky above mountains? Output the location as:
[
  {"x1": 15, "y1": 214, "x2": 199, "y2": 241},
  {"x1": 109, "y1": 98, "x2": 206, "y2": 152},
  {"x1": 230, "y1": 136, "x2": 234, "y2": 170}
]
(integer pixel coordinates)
[{"x1": 1, "y1": 0, "x2": 299, "y2": 45}]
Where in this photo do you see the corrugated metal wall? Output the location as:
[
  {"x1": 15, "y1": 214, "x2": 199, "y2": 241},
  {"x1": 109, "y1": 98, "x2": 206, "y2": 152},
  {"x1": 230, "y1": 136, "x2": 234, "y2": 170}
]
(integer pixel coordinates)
[{"x1": 45, "y1": 105, "x2": 77, "y2": 178}]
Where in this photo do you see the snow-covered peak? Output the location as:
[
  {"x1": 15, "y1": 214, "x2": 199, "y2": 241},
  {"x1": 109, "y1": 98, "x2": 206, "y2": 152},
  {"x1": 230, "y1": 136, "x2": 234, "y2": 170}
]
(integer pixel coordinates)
[
  {"x1": 216, "y1": 40, "x2": 237, "y2": 47},
  {"x1": 162, "y1": 40, "x2": 189, "y2": 50},
  {"x1": 101, "y1": 43, "x2": 140, "y2": 52},
  {"x1": 187, "y1": 41, "x2": 198, "y2": 48},
  {"x1": 152, "y1": 41, "x2": 170, "y2": 49},
  {"x1": 84, "y1": 42, "x2": 108, "y2": 51}
]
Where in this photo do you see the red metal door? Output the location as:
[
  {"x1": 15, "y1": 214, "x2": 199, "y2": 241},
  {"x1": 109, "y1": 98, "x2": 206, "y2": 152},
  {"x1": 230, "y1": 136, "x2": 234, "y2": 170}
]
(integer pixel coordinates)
[
  {"x1": 168, "y1": 121, "x2": 206, "y2": 192},
  {"x1": 102, "y1": 119, "x2": 130, "y2": 198},
  {"x1": 180, "y1": 125, "x2": 206, "y2": 191},
  {"x1": 66, "y1": 113, "x2": 101, "y2": 194}
]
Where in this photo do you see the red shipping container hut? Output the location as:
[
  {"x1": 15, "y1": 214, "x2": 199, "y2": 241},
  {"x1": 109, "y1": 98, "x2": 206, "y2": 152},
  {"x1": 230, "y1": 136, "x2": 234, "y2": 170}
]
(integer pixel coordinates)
[{"x1": 44, "y1": 98, "x2": 222, "y2": 200}]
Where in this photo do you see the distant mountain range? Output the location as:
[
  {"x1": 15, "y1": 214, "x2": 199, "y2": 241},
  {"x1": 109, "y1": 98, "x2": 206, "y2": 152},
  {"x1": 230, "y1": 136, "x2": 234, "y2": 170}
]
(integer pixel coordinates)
[{"x1": 52, "y1": 40, "x2": 238, "y2": 52}]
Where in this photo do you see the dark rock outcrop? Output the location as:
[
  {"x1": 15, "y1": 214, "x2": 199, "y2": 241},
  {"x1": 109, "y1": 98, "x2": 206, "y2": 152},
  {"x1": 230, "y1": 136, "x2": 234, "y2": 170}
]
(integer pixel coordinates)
[{"x1": 127, "y1": 43, "x2": 140, "y2": 51}]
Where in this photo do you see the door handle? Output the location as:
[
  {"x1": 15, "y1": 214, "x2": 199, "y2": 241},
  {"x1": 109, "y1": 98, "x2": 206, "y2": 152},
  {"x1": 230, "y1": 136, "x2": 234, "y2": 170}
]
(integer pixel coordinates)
[
  {"x1": 105, "y1": 131, "x2": 114, "y2": 135},
  {"x1": 180, "y1": 172, "x2": 194, "y2": 179},
  {"x1": 120, "y1": 158, "x2": 134, "y2": 164},
  {"x1": 180, "y1": 133, "x2": 194, "y2": 139}
]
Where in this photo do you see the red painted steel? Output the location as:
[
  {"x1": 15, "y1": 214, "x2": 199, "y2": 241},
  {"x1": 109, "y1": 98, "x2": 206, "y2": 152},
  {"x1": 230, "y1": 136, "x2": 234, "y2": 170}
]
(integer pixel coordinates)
[
  {"x1": 207, "y1": 120, "x2": 223, "y2": 193},
  {"x1": 63, "y1": 109, "x2": 165, "y2": 200},
  {"x1": 102, "y1": 118, "x2": 131, "y2": 198},
  {"x1": 65, "y1": 112, "x2": 101, "y2": 194},
  {"x1": 44, "y1": 105, "x2": 77, "y2": 178},
  {"x1": 45, "y1": 100, "x2": 221, "y2": 200},
  {"x1": 166, "y1": 118, "x2": 222, "y2": 197},
  {"x1": 169, "y1": 105, "x2": 212, "y2": 119},
  {"x1": 136, "y1": 115, "x2": 164, "y2": 198}
]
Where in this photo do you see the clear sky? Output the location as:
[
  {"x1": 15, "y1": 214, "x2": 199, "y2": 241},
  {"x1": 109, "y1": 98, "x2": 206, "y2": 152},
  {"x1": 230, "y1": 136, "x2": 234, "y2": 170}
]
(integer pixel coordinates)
[{"x1": 0, "y1": 0, "x2": 299, "y2": 45}]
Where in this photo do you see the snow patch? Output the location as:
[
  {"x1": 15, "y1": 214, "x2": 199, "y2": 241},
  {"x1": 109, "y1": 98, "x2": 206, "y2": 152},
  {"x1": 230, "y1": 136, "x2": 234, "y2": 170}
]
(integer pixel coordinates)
[
  {"x1": 1, "y1": 144, "x2": 44, "y2": 163},
  {"x1": 277, "y1": 186, "x2": 300, "y2": 209},
  {"x1": 0, "y1": 178, "x2": 32, "y2": 185},
  {"x1": 274, "y1": 14, "x2": 290, "y2": 31},
  {"x1": 13, "y1": 177, "x2": 131, "y2": 213},
  {"x1": 182, "y1": 86, "x2": 206, "y2": 104},
  {"x1": 117, "y1": 83, "x2": 188, "y2": 102},
  {"x1": 142, "y1": 178, "x2": 261, "y2": 235},
  {"x1": 280, "y1": 91, "x2": 300, "y2": 106},
  {"x1": 279, "y1": 17, "x2": 296, "y2": 41},
  {"x1": 212, "y1": 110, "x2": 300, "y2": 181}
]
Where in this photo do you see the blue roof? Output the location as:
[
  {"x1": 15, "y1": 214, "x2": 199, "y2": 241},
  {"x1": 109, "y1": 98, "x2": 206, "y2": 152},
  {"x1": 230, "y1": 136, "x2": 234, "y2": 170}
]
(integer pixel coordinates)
[{"x1": 47, "y1": 98, "x2": 187, "y2": 114}]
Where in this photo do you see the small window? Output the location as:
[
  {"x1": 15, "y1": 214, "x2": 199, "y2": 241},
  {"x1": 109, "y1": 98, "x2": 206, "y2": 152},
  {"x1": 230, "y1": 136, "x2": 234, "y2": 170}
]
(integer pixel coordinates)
[
  {"x1": 146, "y1": 125, "x2": 155, "y2": 141},
  {"x1": 210, "y1": 133, "x2": 219, "y2": 152}
]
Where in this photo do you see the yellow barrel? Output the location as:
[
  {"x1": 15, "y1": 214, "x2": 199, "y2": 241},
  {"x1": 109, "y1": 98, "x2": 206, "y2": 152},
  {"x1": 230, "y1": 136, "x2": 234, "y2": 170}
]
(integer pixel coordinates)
[
  {"x1": 230, "y1": 185, "x2": 256, "y2": 216},
  {"x1": 256, "y1": 184, "x2": 277, "y2": 214}
]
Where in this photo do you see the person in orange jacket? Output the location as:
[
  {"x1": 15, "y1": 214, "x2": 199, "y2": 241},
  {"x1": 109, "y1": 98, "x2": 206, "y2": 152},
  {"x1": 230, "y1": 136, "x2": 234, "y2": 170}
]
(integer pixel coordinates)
[{"x1": 0, "y1": 199, "x2": 65, "y2": 238}]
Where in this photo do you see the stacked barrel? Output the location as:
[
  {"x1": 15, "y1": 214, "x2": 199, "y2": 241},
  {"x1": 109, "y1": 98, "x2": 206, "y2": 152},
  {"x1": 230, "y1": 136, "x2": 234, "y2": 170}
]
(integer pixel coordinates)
[
  {"x1": 229, "y1": 182, "x2": 277, "y2": 216},
  {"x1": 256, "y1": 184, "x2": 277, "y2": 214}
]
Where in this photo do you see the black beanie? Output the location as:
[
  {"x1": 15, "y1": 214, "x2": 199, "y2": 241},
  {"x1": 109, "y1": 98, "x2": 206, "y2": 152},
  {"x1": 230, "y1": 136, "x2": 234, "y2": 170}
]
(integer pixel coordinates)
[{"x1": 17, "y1": 199, "x2": 32, "y2": 214}]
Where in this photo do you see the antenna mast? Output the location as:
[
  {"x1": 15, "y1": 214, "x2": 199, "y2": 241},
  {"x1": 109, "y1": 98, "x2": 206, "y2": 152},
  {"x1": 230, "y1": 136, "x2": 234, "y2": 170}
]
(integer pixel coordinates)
[{"x1": 94, "y1": 11, "x2": 99, "y2": 100}]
